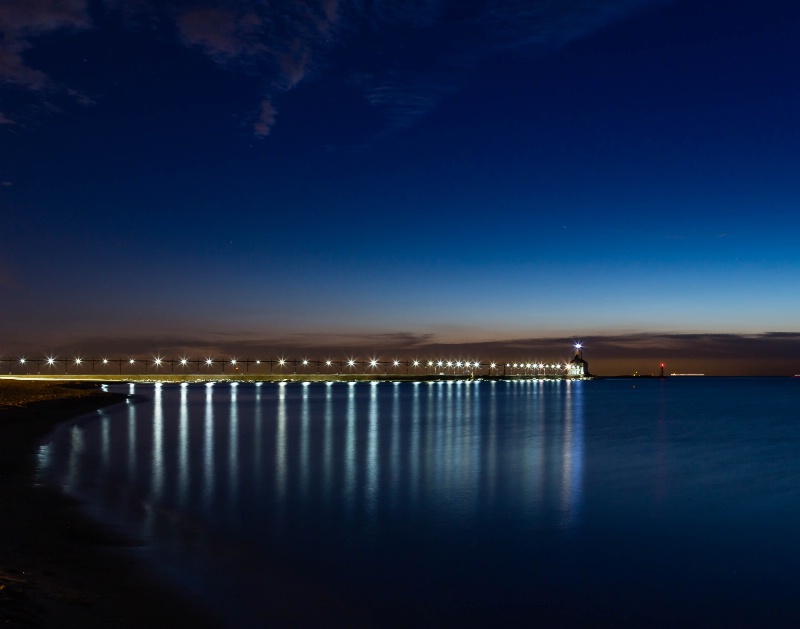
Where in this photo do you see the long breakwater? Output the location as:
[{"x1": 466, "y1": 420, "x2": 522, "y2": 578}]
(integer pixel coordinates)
[{"x1": 2, "y1": 354, "x2": 590, "y2": 380}]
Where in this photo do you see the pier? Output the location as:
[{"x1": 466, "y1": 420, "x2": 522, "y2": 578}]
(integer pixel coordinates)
[{"x1": 1, "y1": 347, "x2": 591, "y2": 381}]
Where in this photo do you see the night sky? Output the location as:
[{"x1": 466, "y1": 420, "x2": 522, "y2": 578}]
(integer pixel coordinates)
[{"x1": 2, "y1": 0, "x2": 800, "y2": 375}]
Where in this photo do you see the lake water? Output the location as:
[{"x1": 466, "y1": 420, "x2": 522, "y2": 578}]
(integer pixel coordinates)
[{"x1": 38, "y1": 378, "x2": 800, "y2": 627}]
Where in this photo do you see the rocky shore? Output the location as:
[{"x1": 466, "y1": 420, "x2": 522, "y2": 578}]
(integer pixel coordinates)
[{"x1": 0, "y1": 380, "x2": 222, "y2": 628}]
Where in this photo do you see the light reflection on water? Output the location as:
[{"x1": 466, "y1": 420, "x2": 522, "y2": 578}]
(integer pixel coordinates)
[
  {"x1": 36, "y1": 378, "x2": 800, "y2": 627},
  {"x1": 228, "y1": 383, "x2": 238, "y2": 521},
  {"x1": 178, "y1": 384, "x2": 188, "y2": 507},
  {"x1": 203, "y1": 383, "x2": 214, "y2": 514},
  {"x1": 152, "y1": 383, "x2": 163, "y2": 503}
]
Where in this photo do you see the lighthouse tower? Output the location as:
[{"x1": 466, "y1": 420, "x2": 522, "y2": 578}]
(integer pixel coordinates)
[{"x1": 568, "y1": 343, "x2": 590, "y2": 377}]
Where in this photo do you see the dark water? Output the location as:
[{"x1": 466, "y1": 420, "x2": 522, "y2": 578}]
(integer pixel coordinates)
[{"x1": 38, "y1": 378, "x2": 800, "y2": 627}]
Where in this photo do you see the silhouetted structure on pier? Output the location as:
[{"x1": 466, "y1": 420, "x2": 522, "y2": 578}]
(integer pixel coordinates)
[{"x1": 567, "y1": 344, "x2": 590, "y2": 377}]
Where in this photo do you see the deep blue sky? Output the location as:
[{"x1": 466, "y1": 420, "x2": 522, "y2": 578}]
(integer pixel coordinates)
[{"x1": 2, "y1": 0, "x2": 800, "y2": 374}]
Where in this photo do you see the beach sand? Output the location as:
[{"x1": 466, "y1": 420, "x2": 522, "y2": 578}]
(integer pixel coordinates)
[{"x1": 0, "y1": 380, "x2": 223, "y2": 628}]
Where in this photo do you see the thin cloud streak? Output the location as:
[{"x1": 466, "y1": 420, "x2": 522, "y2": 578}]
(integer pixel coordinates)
[
  {"x1": 172, "y1": 0, "x2": 340, "y2": 136},
  {"x1": 253, "y1": 98, "x2": 277, "y2": 137},
  {"x1": 12, "y1": 331, "x2": 800, "y2": 376}
]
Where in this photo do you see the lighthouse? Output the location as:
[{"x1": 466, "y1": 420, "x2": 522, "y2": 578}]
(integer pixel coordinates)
[{"x1": 568, "y1": 343, "x2": 590, "y2": 377}]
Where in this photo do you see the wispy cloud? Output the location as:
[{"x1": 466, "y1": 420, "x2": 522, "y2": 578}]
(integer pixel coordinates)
[
  {"x1": 336, "y1": 0, "x2": 667, "y2": 138},
  {"x1": 253, "y1": 97, "x2": 277, "y2": 137},
  {"x1": 0, "y1": 0, "x2": 90, "y2": 90},
  {"x1": 1, "y1": 0, "x2": 666, "y2": 138},
  {"x1": 172, "y1": 1, "x2": 340, "y2": 136},
  {"x1": 176, "y1": 8, "x2": 268, "y2": 63},
  {"x1": 563, "y1": 331, "x2": 800, "y2": 364},
  {"x1": 482, "y1": 0, "x2": 659, "y2": 50},
  {"x1": 354, "y1": 69, "x2": 457, "y2": 129}
]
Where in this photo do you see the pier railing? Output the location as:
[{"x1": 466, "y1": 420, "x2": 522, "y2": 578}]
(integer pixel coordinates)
[{"x1": 1, "y1": 356, "x2": 579, "y2": 378}]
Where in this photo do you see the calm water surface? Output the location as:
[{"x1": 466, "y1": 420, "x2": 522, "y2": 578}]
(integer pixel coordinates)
[{"x1": 38, "y1": 378, "x2": 800, "y2": 627}]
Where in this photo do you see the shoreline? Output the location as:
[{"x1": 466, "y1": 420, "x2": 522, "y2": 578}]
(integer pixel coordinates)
[{"x1": 0, "y1": 380, "x2": 223, "y2": 628}]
